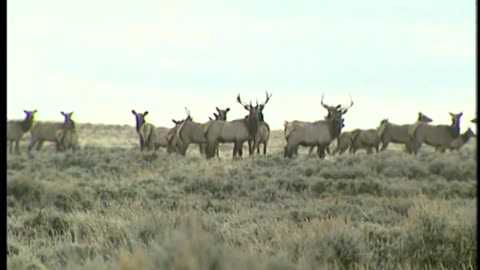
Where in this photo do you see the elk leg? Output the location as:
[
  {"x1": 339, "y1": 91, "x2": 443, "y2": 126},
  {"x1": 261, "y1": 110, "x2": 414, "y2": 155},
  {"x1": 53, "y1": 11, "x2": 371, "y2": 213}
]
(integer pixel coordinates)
[
  {"x1": 316, "y1": 146, "x2": 325, "y2": 159},
  {"x1": 14, "y1": 141, "x2": 20, "y2": 155},
  {"x1": 36, "y1": 140, "x2": 44, "y2": 151},
  {"x1": 380, "y1": 140, "x2": 389, "y2": 151},
  {"x1": 238, "y1": 142, "x2": 244, "y2": 157},
  {"x1": 263, "y1": 141, "x2": 267, "y2": 155},
  {"x1": 308, "y1": 146, "x2": 315, "y2": 155}
]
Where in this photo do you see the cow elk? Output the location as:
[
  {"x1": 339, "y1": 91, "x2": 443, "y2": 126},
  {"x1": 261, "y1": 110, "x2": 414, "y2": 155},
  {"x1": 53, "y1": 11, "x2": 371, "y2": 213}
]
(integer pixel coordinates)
[{"x1": 7, "y1": 109, "x2": 37, "y2": 155}]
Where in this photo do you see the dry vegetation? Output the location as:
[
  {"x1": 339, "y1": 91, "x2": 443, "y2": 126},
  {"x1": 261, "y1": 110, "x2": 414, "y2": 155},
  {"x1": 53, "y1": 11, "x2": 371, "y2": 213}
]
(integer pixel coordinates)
[{"x1": 7, "y1": 123, "x2": 477, "y2": 270}]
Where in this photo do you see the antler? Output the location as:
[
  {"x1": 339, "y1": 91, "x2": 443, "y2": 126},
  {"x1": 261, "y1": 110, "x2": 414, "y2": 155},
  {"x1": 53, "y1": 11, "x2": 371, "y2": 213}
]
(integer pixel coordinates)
[
  {"x1": 260, "y1": 90, "x2": 272, "y2": 107},
  {"x1": 340, "y1": 93, "x2": 354, "y2": 112},
  {"x1": 320, "y1": 93, "x2": 330, "y2": 110},
  {"x1": 184, "y1": 107, "x2": 191, "y2": 118},
  {"x1": 237, "y1": 93, "x2": 251, "y2": 108}
]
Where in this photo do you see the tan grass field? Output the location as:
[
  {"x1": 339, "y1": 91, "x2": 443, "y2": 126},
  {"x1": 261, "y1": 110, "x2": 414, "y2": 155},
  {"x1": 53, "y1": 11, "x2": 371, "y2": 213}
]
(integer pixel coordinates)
[{"x1": 7, "y1": 123, "x2": 477, "y2": 270}]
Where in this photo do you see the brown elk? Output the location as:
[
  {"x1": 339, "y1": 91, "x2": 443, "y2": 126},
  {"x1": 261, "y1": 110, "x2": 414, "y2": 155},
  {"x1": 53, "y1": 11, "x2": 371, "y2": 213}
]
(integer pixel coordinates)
[
  {"x1": 169, "y1": 108, "x2": 209, "y2": 156},
  {"x1": 409, "y1": 112, "x2": 463, "y2": 154},
  {"x1": 447, "y1": 127, "x2": 475, "y2": 151},
  {"x1": 284, "y1": 93, "x2": 353, "y2": 158},
  {"x1": 7, "y1": 110, "x2": 37, "y2": 155},
  {"x1": 249, "y1": 91, "x2": 272, "y2": 155},
  {"x1": 205, "y1": 92, "x2": 270, "y2": 159},
  {"x1": 377, "y1": 112, "x2": 433, "y2": 153},
  {"x1": 350, "y1": 129, "x2": 381, "y2": 154},
  {"x1": 331, "y1": 131, "x2": 354, "y2": 155},
  {"x1": 28, "y1": 111, "x2": 75, "y2": 155}
]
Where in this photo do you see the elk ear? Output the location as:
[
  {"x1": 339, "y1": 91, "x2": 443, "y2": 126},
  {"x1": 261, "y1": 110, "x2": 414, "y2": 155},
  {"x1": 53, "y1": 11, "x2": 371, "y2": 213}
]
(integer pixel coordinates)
[
  {"x1": 226, "y1": 107, "x2": 230, "y2": 112},
  {"x1": 131, "y1": 110, "x2": 137, "y2": 115},
  {"x1": 61, "y1": 111, "x2": 66, "y2": 116},
  {"x1": 172, "y1": 119, "x2": 178, "y2": 124},
  {"x1": 33, "y1": 110, "x2": 38, "y2": 114},
  {"x1": 209, "y1": 117, "x2": 213, "y2": 121},
  {"x1": 144, "y1": 111, "x2": 149, "y2": 116},
  {"x1": 216, "y1": 107, "x2": 220, "y2": 112}
]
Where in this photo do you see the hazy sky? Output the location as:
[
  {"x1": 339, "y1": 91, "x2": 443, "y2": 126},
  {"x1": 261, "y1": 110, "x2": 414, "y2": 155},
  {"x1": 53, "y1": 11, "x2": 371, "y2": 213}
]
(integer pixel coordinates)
[{"x1": 7, "y1": 0, "x2": 476, "y2": 131}]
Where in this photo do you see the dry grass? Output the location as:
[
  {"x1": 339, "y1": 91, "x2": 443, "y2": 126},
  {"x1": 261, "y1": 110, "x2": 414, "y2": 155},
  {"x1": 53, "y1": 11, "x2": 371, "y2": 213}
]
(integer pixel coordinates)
[{"x1": 7, "y1": 123, "x2": 477, "y2": 270}]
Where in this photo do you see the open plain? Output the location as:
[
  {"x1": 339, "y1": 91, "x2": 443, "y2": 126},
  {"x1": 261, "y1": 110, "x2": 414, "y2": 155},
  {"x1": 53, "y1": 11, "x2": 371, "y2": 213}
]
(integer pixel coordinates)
[{"x1": 7, "y1": 123, "x2": 477, "y2": 270}]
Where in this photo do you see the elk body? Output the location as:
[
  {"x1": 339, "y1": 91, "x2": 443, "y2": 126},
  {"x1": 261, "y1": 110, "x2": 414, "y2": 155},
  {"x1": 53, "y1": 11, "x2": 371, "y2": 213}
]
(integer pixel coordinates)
[
  {"x1": 446, "y1": 128, "x2": 475, "y2": 151},
  {"x1": 284, "y1": 120, "x2": 332, "y2": 157},
  {"x1": 331, "y1": 131, "x2": 353, "y2": 155},
  {"x1": 377, "y1": 112, "x2": 433, "y2": 153},
  {"x1": 205, "y1": 92, "x2": 270, "y2": 159},
  {"x1": 27, "y1": 111, "x2": 75, "y2": 155},
  {"x1": 7, "y1": 110, "x2": 37, "y2": 155},
  {"x1": 284, "y1": 93, "x2": 353, "y2": 159},
  {"x1": 170, "y1": 115, "x2": 208, "y2": 156},
  {"x1": 56, "y1": 126, "x2": 79, "y2": 153},
  {"x1": 350, "y1": 129, "x2": 381, "y2": 154},
  {"x1": 409, "y1": 112, "x2": 463, "y2": 154}
]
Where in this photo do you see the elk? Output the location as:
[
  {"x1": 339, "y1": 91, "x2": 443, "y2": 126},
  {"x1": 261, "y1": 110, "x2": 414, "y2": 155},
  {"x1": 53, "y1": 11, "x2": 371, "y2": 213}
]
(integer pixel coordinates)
[
  {"x1": 27, "y1": 111, "x2": 75, "y2": 155},
  {"x1": 284, "y1": 93, "x2": 351, "y2": 157},
  {"x1": 409, "y1": 112, "x2": 463, "y2": 154},
  {"x1": 377, "y1": 112, "x2": 433, "y2": 153},
  {"x1": 350, "y1": 129, "x2": 381, "y2": 154},
  {"x1": 131, "y1": 110, "x2": 154, "y2": 151},
  {"x1": 249, "y1": 91, "x2": 272, "y2": 155},
  {"x1": 205, "y1": 92, "x2": 269, "y2": 159},
  {"x1": 284, "y1": 93, "x2": 353, "y2": 158},
  {"x1": 446, "y1": 127, "x2": 475, "y2": 151},
  {"x1": 331, "y1": 131, "x2": 354, "y2": 155},
  {"x1": 7, "y1": 110, "x2": 37, "y2": 155},
  {"x1": 55, "y1": 124, "x2": 79, "y2": 153},
  {"x1": 208, "y1": 107, "x2": 230, "y2": 121},
  {"x1": 169, "y1": 108, "x2": 209, "y2": 156}
]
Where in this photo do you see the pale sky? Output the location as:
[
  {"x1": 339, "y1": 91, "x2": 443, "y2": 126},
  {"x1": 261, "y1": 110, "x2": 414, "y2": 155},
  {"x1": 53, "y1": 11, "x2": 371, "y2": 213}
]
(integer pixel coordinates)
[{"x1": 7, "y1": 0, "x2": 476, "y2": 131}]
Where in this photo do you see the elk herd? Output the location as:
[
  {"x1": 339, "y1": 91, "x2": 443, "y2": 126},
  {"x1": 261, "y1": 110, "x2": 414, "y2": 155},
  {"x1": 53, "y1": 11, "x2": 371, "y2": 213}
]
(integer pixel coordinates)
[{"x1": 6, "y1": 92, "x2": 477, "y2": 160}]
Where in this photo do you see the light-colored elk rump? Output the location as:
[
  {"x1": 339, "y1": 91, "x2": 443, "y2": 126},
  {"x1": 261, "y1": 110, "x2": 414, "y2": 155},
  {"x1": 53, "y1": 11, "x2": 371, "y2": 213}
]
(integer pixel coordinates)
[
  {"x1": 28, "y1": 111, "x2": 75, "y2": 154},
  {"x1": 332, "y1": 131, "x2": 353, "y2": 155},
  {"x1": 56, "y1": 128, "x2": 79, "y2": 153},
  {"x1": 409, "y1": 112, "x2": 463, "y2": 154},
  {"x1": 7, "y1": 110, "x2": 37, "y2": 154},
  {"x1": 377, "y1": 112, "x2": 433, "y2": 152},
  {"x1": 284, "y1": 93, "x2": 353, "y2": 159},
  {"x1": 350, "y1": 129, "x2": 381, "y2": 154},
  {"x1": 446, "y1": 128, "x2": 475, "y2": 151}
]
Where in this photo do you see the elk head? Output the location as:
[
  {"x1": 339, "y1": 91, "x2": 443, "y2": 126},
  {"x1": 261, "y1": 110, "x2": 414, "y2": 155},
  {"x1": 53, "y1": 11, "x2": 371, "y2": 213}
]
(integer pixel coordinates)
[
  {"x1": 23, "y1": 109, "x2": 38, "y2": 120},
  {"x1": 132, "y1": 110, "x2": 149, "y2": 130},
  {"x1": 214, "y1": 107, "x2": 230, "y2": 121},
  {"x1": 61, "y1": 111, "x2": 75, "y2": 129},
  {"x1": 417, "y1": 112, "x2": 433, "y2": 123}
]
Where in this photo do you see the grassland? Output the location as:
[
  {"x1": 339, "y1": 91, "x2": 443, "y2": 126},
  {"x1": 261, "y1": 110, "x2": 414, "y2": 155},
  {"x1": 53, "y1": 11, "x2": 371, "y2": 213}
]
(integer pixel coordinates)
[{"x1": 7, "y1": 123, "x2": 477, "y2": 270}]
